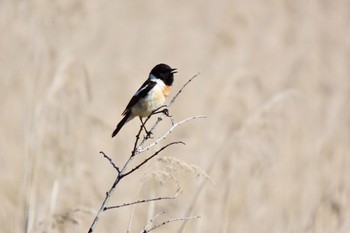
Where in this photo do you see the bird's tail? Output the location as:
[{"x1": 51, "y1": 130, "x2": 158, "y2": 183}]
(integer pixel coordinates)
[{"x1": 112, "y1": 111, "x2": 132, "y2": 138}]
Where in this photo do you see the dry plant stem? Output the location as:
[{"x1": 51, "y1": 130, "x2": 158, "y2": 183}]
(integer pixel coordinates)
[
  {"x1": 137, "y1": 115, "x2": 206, "y2": 154},
  {"x1": 124, "y1": 142, "x2": 184, "y2": 177},
  {"x1": 169, "y1": 73, "x2": 200, "y2": 106},
  {"x1": 141, "y1": 215, "x2": 201, "y2": 233},
  {"x1": 88, "y1": 156, "x2": 132, "y2": 233},
  {"x1": 143, "y1": 211, "x2": 166, "y2": 230},
  {"x1": 105, "y1": 189, "x2": 180, "y2": 210},
  {"x1": 99, "y1": 151, "x2": 119, "y2": 173}
]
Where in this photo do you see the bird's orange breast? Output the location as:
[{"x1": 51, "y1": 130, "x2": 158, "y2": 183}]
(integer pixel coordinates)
[{"x1": 163, "y1": 85, "x2": 172, "y2": 97}]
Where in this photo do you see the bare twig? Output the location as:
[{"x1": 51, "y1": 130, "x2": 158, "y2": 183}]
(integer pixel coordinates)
[
  {"x1": 99, "y1": 151, "x2": 120, "y2": 173},
  {"x1": 142, "y1": 211, "x2": 166, "y2": 232},
  {"x1": 105, "y1": 189, "x2": 180, "y2": 211},
  {"x1": 145, "y1": 211, "x2": 166, "y2": 227},
  {"x1": 131, "y1": 117, "x2": 149, "y2": 155},
  {"x1": 141, "y1": 215, "x2": 201, "y2": 233},
  {"x1": 123, "y1": 141, "x2": 185, "y2": 177},
  {"x1": 169, "y1": 73, "x2": 200, "y2": 106},
  {"x1": 137, "y1": 116, "x2": 206, "y2": 154}
]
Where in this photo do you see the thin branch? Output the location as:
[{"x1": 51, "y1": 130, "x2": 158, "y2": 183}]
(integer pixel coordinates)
[
  {"x1": 142, "y1": 211, "x2": 166, "y2": 232},
  {"x1": 131, "y1": 118, "x2": 148, "y2": 156},
  {"x1": 137, "y1": 116, "x2": 206, "y2": 154},
  {"x1": 105, "y1": 189, "x2": 180, "y2": 211},
  {"x1": 123, "y1": 141, "x2": 185, "y2": 177},
  {"x1": 100, "y1": 151, "x2": 120, "y2": 173},
  {"x1": 169, "y1": 73, "x2": 200, "y2": 106},
  {"x1": 151, "y1": 211, "x2": 166, "y2": 221},
  {"x1": 88, "y1": 155, "x2": 134, "y2": 232},
  {"x1": 131, "y1": 106, "x2": 166, "y2": 156},
  {"x1": 141, "y1": 215, "x2": 201, "y2": 233},
  {"x1": 130, "y1": 105, "x2": 168, "y2": 154}
]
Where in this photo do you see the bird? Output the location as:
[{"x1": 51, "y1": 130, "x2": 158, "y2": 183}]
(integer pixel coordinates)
[{"x1": 112, "y1": 63, "x2": 177, "y2": 138}]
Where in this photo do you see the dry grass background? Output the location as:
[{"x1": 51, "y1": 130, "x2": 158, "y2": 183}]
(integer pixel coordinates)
[{"x1": 1, "y1": 0, "x2": 350, "y2": 232}]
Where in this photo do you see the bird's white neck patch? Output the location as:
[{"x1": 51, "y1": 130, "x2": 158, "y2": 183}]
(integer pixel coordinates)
[{"x1": 149, "y1": 74, "x2": 166, "y2": 87}]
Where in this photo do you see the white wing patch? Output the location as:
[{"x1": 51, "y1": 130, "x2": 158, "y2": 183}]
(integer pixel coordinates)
[
  {"x1": 149, "y1": 74, "x2": 158, "y2": 82},
  {"x1": 134, "y1": 74, "x2": 165, "y2": 96},
  {"x1": 134, "y1": 82, "x2": 150, "y2": 96}
]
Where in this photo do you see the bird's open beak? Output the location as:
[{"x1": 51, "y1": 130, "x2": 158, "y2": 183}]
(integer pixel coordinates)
[{"x1": 170, "y1": 68, "x2": 178, "y2": 74}]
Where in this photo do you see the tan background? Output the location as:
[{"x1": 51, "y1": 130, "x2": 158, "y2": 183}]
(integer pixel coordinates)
[{"x1": 1, "y1": 0, "x2": 350, "y2": 232}]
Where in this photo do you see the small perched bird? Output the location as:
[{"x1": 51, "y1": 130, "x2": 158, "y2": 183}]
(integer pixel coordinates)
[{"x1": 112, "y1": 63, "x2": 177, "y2": 138}]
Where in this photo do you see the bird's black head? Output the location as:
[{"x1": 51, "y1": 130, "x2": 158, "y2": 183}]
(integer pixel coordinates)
[{"x1": 150, "y1": 63, "x2": 177, "y2": 86}]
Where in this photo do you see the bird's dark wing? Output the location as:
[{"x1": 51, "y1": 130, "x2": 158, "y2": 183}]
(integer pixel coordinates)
[{"x1": 121, "y1": 80, "x2": 157, "y2": 115}]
